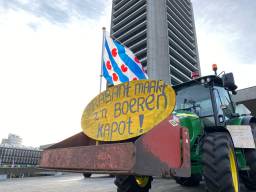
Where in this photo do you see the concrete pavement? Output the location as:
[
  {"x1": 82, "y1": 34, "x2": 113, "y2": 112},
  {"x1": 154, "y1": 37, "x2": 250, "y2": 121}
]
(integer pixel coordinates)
[{"x1": 0, "y1": 173, "x2": 248, "y2": 192}]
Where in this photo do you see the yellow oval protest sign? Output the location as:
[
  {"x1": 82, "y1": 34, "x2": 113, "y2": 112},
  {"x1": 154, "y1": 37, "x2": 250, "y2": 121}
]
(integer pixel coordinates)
[{"x1": 81, "y1": 80, "x2": 176, "y2": 141}]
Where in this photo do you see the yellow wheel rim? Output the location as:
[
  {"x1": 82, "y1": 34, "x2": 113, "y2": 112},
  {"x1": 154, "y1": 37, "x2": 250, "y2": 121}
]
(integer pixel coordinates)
[
  {"x1": 229, "y1": 149, "x2": 238, "y2": 192},
  {"x1": 135, "y1": 176, "x2": 149, "y2": 188}
]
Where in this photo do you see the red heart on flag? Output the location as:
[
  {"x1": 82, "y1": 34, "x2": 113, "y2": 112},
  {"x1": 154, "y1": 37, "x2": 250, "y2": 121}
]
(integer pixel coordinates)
[
  {"x1": 112, "y1": 73, "x2": 118, "y2": 81},
  {"x1": 134, "y1": 57, "x2": 141, "y2": 64},
  {"x1": 121, "y1": 64, "x2": 128, "y2": 72},
  {"x1": 133, "y1": 77, "x2": 138, "y2": 81},
  {"x1": 106, "y1": 61, "x2": 112, "y2": 70},
  {"x1": 112, "y1": 48, "x2": 117, "y2": 57}
]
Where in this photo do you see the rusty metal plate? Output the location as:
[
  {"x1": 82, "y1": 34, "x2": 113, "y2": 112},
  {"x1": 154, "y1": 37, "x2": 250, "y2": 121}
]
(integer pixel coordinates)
[
  {"x1": 40, "y1": 143, "x2": 135, "y2": 171},
  {"x1": 40, "y1": 116, "x2": 190, "y2": 177},
  {"x1": 47, "y1": 132, "x2": 95, "y2": 149},
  {"x1": 172, "y1": 127, "x2": 191, "y2": 177},
  {"x1": 133, "y1": 115, "x2": 185, "y2": 177}
]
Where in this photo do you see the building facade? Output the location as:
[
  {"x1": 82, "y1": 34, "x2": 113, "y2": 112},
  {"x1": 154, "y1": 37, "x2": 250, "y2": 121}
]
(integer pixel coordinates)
[
  {"x1": 111, "y1": 0, "x2": 200, "y2": 85},
  {"x1": 0, "y1": 145, "x2": 41, "y2": 167},
  {"x1": 233, "y1": 86, "x2": 256, "y2": 116},
  {"x1": 1, "y1": 134, "x2": 22, "y2": 146},
  {"x1": 0, "y1": 134, "x2": 41, "y2": 167}
]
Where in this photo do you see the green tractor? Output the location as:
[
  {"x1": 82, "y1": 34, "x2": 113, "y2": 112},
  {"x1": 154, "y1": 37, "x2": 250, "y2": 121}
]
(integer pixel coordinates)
[
  {"x1": 40, "y1": 68, "x2": 256, "y2": 192},
  {"x1": 114, "y1": 71, "x2": 256, "y2": 192}
]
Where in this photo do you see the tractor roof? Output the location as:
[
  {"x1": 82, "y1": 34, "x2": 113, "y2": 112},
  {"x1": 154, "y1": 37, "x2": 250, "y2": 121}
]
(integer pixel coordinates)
[{"x1": 173, "y1": 75, "x2": 223, "y2": 90}]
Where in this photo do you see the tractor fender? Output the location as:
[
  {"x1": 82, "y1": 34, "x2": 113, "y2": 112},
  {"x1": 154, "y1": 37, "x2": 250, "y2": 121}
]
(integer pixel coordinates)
[
  {"x1": 204, "y1": 126, "x2": 234, "y2": 144},
  {"x1": 204, "y1": 125, "x2": 230, "y2": 133},
  {"x1": 241, "y1": 116, "x2": 256, "y2": 125}
]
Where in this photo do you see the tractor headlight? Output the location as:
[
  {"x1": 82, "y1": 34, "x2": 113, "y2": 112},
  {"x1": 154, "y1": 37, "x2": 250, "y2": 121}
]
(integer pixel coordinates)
[{"x1": 206, "y1": 77, "x2": 211, "y2": 82}]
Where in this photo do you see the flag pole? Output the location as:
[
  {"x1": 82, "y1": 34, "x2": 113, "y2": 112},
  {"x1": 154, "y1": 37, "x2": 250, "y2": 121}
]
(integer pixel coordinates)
[{"x1": 100, "y1": 27, "x2": 106, "y2": 93}]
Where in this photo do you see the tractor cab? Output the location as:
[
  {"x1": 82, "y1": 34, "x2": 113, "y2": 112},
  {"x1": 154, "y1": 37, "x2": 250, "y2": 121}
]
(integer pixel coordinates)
[{"x1": 173, "y1": 71, "x2": 238, "y2": 129}]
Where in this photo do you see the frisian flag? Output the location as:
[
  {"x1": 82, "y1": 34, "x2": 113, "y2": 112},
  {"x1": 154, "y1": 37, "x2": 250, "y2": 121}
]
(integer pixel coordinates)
[{"x1": 102, "y1": 35, "x2": 148, "y2": 85}]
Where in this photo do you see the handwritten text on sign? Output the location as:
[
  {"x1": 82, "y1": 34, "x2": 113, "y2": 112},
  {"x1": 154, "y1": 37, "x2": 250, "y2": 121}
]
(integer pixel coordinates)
[{"x1": 81, "y1": 80, "x2": 176, "y2": 141}]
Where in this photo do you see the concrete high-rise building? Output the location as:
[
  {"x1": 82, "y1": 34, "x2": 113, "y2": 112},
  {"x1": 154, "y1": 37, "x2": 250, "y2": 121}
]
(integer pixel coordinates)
[
  {"x1": 111, "y1": 0, "x2": 200, "y2": 85},
  {"x1": 1, "y1": 134, "x2": 22, "y2": 146}
]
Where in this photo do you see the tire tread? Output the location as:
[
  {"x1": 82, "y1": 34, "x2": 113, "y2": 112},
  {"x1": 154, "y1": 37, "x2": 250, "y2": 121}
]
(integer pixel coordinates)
[{"x1": 202, "y1": 132, "x2": 239, "y2": 192}]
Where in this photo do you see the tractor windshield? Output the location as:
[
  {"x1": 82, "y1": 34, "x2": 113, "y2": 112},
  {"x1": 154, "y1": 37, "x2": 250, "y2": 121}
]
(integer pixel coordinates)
[{"x1": 175, "y1": 84, "x2": 213, "y2": 117}]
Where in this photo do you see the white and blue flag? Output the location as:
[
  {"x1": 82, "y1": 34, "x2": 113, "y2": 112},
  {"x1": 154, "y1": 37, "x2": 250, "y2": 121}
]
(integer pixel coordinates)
[{"x1": 102, "y1": 35, "x2": 148, "y2": 85}]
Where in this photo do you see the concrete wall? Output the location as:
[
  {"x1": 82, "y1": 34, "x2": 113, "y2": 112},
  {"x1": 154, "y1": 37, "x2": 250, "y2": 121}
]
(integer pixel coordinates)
[{"x1": 147, "y1": 0, "x2": 170, "y2": 84}]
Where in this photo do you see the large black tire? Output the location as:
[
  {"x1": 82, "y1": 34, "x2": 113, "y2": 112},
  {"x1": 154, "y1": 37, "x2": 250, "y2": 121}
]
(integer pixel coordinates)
[
  {"x1": 202, "y1": 132, "x2": 240, "y2": 192},
  {"x1": 175, "y1": 174, "x2": 201, "y2": 186},
  {"x1": 83, "y1": 173, "x2": 92, "y2": 178},
  {"x1": 240, "y1": 123, "x2": 256, "y2": 190},
  {"x1": 114, "y1": 175, "x2": 152, "y2": 192}
]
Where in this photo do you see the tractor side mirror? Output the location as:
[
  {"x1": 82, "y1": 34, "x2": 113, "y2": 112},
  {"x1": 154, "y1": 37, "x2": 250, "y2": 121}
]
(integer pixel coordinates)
[{"x1": 222, "y1": 73, "x2": 237, "y2": 92}]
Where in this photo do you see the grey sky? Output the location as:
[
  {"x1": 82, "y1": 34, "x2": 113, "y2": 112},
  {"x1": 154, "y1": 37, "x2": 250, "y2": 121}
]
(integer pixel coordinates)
[
  {"x1": 192, "y1": 0, "x2": 256, "y2": 65},
  {"x1": 2, "y1": 0, "x2": 255, "y2": 64},
  {"x1": 0, "y1": 0, "x2": 112, "y2": 146},
  {"x1": 1, "y1": 0, "x2": 255, "y2": 64},
  {"x1": 0, "y1": 0, "x2": 108, "y2": 25}
]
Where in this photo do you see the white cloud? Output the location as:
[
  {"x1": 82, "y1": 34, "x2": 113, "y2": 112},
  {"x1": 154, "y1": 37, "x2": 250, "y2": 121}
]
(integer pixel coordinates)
[
  {"x1": 0, "y1": 2, "x2": 111, "y2": 146},
  {"x1": 197, "y1": 24, "x2": 256, "y2": 89},
  {"x1": 192, "y1": 0, "x2": 256, "y2": 89}
]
